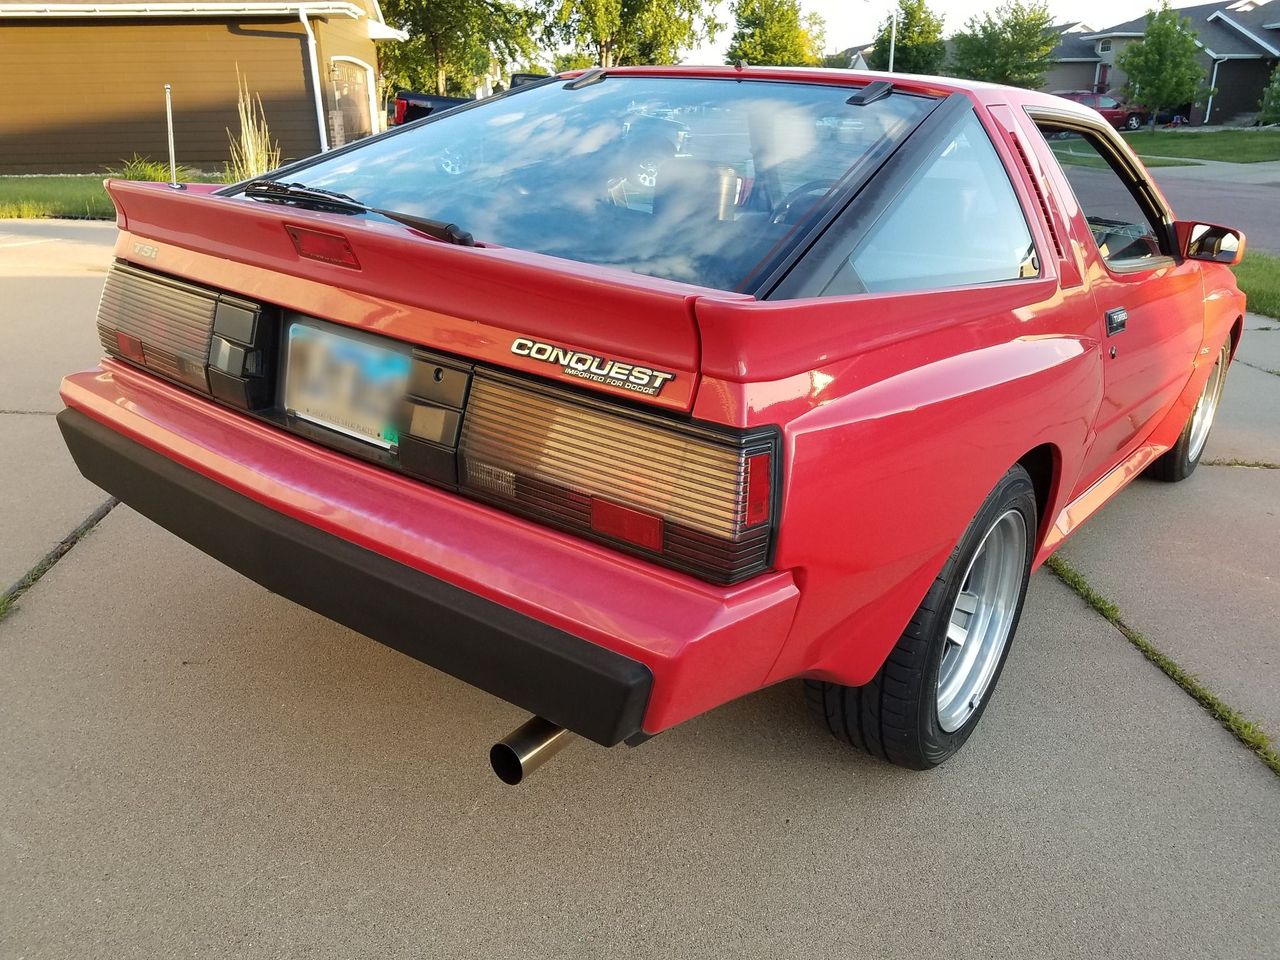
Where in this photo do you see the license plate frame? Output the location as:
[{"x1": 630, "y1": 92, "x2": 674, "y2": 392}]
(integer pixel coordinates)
[{"x1": 283, "y1": 318, "x2": 412, "y2": 449}]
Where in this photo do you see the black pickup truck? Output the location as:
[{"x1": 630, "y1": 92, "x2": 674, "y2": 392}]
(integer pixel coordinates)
[
  {"x1": 390, "y1": 74, "x2": 550, "y2": 126},
  {"x1": 389, "y1": 92, "x2": 469, "y2": 126}
]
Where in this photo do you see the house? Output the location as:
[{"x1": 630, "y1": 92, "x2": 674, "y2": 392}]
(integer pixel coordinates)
[
  {"x1": 0, "y1": 0, "x2": 405, "y2": 174},
  {"x1": 1080, "y1": 0, "x2": 1280, "y2": 124},
  {"x1": 823, "y1": 43, "x2": 873, "y2": 69},
  {"x1": 1043, "y1": 22, "x2": 1100, "y2": 93}
]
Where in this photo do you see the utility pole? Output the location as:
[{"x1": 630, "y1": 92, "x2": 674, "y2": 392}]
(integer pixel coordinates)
[
  {"x1": 889, "y1": 6, "x2": 898, "y2": 72},
  {"x1": 865, "y1": 0, "x2": 900, "y2": 72}
]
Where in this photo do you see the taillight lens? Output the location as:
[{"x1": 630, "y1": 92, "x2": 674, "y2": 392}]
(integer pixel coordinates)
[
  {"x1": 98, "y1": 263, "x2": 217, "y2": 391},
  {"x1": 393, "y1": 97, "x2": 407, "y2": 125},
  {"x1": 97, "y1": 263, "x2": 273, "y2": 409},
  {"x1": 458, "y1": 372, "x2": 778, "y2": 584}
]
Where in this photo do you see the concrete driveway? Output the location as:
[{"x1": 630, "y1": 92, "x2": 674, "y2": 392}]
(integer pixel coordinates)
[{"x1": 2, "y1": 221, "x2": 1278, "y2": 959}]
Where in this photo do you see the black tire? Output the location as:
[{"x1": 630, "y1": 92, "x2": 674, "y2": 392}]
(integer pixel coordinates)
[
  {"x1": 1125, "y1": 113, "x2": 1143, "y2": 131},
  {"x1": 1149, "y1": 340, "x2": 1231, "y2": 483},
  {"x1": 805, "y1": 464, "x2": 1037, "y2": 769}
]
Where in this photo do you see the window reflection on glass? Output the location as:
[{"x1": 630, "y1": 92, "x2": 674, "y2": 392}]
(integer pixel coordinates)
[{"x1": 261, "y1": 78, "x2": 932, "y2": 291}]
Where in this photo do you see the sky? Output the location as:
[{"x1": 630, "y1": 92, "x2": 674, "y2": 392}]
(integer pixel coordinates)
[{"x1": 683, "y1": 0, "x2": 1164, "y2": 62}]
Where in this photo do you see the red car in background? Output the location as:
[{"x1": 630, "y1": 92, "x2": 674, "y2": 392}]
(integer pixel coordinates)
[
  {"x1": 1054, "y1": 90, "x2": 1148, "y2": 130},
  {"x1": 59, "y1": 67, "x2": 1245, "y2": 784}
]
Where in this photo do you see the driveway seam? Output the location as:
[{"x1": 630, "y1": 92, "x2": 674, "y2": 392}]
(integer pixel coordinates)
[
  {"x1": 1202, "y1": 458, "x2": 1280, "y2": 469},
  {"x1": 1045, "y1": 554, "x2": 1280, "y2": 777},
  {"x1": 0, "y1": 497, "x2": 118, "y2": 623},
  {"x1": 1237, "y1": 358, "x2": 1280, "y2": 378},
  {"x1": 0, "y1": 409, "x2": 57, "y2": 416}
]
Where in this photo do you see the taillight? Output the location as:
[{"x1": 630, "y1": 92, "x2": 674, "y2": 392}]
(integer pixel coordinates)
[
  {"x1": 458, "y1": 372, "x2": 778, "y2": 584},
  {"x1": 393, "y1": 97, "x2": 407, "y2": 125},
  {"x1": 97, "y1": 263, "x2": 274, "y2": 410},
  {"x1": 97, "y1": 263, "x2": 218, "y2": 391}
]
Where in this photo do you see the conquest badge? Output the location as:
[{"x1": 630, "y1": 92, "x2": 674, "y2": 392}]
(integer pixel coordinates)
[{"x1": 511, "y1": 337, "x2": 676, "y2": 397}]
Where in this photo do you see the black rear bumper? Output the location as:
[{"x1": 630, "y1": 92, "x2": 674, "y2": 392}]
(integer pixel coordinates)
[{"x1": 57, "y1": 408, "x2": 652, "y2": 746}]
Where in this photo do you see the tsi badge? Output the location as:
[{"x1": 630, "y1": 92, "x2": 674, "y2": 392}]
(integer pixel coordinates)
[
  {"x1": 132, "y1": 241, "x2": 160, "y2": 261},
  {"x1": 511, "y1": 337, "x2": 676, "y2": 397}
]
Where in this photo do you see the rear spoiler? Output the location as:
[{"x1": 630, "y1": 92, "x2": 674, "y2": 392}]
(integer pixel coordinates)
[{"x1": 104, "y1": 180, "x2": 714, "y2": 412}]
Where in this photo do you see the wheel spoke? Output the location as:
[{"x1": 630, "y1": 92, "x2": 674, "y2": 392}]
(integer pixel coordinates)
[{"x1": 935, "y1": 509, "x2": 1029, "y2": 733}]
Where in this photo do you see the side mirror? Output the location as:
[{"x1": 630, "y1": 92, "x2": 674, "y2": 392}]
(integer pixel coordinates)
[{"x1": 1176, "y1": 220, "x2": 1246, "y2": 265}]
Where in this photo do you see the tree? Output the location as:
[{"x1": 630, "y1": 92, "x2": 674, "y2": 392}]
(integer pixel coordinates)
[
  {"x1": 725, "y1": 0, "x2": 825, "y2": 66},
  {"x1": 950, "y1": 1, "x2": 1056, "y2": 89},
  {"x1": 866, "y1": 0, "x2": 945, "y2": 75},
  {"x1": 553, "y1": 50, "x2": 598, "y2": 72},
  {"x1": 381, "y1": 0, "x2": 535, "y2": 96},
  {"x1": 1118, "y1": 3, "x2": 1208, "y2": 130},
  {"x1": 1259, "y1": 63, "x2": 1280, "y2": 125},
  {"x1": 539, "y1": 0, "x2": 721, "y2": 68}
]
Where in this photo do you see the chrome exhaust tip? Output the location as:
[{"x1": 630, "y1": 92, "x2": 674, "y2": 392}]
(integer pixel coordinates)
[{"x1": 490, "y1": 716, "x2": 572, "y2": 785}]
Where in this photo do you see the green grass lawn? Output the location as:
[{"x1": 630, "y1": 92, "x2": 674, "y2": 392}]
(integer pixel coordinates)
[
  {"x1": 0, "y1": 169, "x2": 222, "y2": 220},
  {"x1": 1234, "y1": 250, "x2": 1280, "y2": 320},
  {"x1": 0, "y1": 176, "x2": 115, "y2": 219},
  {"x1": 1121, "y1": 129, "x2": 1280, "y2": 163}
]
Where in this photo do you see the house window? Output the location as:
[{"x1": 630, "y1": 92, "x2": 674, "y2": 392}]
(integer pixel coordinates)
[{"x1": 1099, "y1": 39, "x2": 1112, "y2": 52}]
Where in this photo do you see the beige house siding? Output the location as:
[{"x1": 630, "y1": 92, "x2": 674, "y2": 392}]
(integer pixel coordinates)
[
  {"x1": 1093, "y1": 37, "x2": 1136, "y2": 93},
  {"x1": 0, "y1": 18, "x2": 325, "y2": 174},
  {"x1": 1043, "y1": 62, "x2": 1098, "y2": 93}
]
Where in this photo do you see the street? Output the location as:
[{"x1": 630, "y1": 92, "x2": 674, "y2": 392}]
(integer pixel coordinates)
[
  {"x1": 1, "y1": 220, "x2": 1278, "y2": 959},
  {"x1": 1153, "y1": 161, "x2": 1280, "y2": 253}
]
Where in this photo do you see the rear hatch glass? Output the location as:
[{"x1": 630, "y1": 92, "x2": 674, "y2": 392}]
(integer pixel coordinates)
[{"x1": 248, "y1": 76, "x2": 932, "y2": 292}]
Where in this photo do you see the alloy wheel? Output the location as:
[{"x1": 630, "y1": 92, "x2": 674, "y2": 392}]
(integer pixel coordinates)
[
  {"x1": 936, "y1": 509, "x2": 1028, "y2": 733},
  {"x1": 1187, "y1": 342, "x2": 1230, "y2": 463}
]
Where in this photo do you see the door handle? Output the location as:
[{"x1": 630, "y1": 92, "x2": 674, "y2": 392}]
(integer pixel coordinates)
[{"x1": 1106, "y1": 308, "x2": 1128, "y2": 336}]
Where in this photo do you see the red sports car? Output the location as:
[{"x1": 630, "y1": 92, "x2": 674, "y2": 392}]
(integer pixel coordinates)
[{"x1": 59, "y1": 67, "x2": 1245, "y2": 783}]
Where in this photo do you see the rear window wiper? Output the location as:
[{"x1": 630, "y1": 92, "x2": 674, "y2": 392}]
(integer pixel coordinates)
[{"x1": 242, "y1": 179, "x2": 475, "y2": 246}]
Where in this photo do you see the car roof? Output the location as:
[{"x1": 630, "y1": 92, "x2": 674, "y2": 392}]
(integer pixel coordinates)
[{"x1": 580, "y1": 65, "x2": 1099, "y2": 121}]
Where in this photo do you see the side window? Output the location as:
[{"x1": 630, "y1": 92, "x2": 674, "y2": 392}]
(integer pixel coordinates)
[
  {"x1": 1096, "y1": 96, "x2": 1119, "y2": 109},
  {"x1": 818, "y1": 110, "x2": 1038, "y2": 296},
  {"x1": 1037, "y1": 123, "x2": 1167, "y2": 269}
]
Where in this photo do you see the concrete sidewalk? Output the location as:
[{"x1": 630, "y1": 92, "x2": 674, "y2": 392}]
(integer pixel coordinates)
[
  {"x1": 1144, "y1": 157, "x2": 1280, "y2": 185},
  {"x1": 0, "y1": 222, "x2": 114, "y2": 589},
  {"x1": 1, "y1": 223, "x2": 1278, "y2": 958},
  {"x1": 1058, "y1": 317, "x2": 1280, "y2": 741}
]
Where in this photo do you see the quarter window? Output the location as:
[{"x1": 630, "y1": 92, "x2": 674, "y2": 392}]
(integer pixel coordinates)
[
  {"x1": 815, "y1": 110, "x2": 1038, "y2": 296},
  {"x1": 1037, "y1": 123, "x2": 1167, "y2": 269}
]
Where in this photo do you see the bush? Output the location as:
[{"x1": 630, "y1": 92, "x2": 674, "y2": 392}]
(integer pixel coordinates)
[
  {"x1": 1260, "y1": 64, "x2": 1280, "y2": 126},
  {"x1": 108, "y1": 153, "x2": 198, "y2": 182},
  {"x1": 224, "y1": 71, "x2": 281, "y2": 183}
]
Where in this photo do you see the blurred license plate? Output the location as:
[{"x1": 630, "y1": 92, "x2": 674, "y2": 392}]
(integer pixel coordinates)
[{"x1": 285, "y1": 321, "x2": 411, "y2": 448}]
